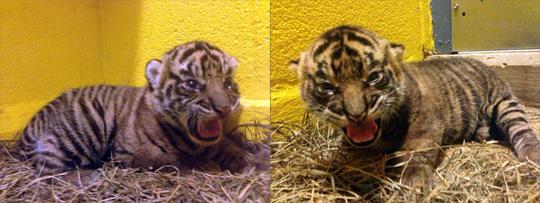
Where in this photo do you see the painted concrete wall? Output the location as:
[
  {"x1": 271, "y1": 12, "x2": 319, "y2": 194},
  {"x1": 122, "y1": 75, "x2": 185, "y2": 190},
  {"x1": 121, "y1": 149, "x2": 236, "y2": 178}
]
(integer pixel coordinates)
[
  {"x1": 0, "y1": 0, "x2": 103, "y2": 139},
  {"x1": 0, "y1": 0, "x2": 270, "y2": 139},
  {"x1": 271, "y1": 0, "x2": 434, "y2": 123}
]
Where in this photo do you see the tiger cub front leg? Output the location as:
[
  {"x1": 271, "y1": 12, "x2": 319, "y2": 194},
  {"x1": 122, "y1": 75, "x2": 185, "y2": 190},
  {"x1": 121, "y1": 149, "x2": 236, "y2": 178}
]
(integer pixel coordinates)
[
  {"x1": 209, "y1": 139, "x2": 248, "y2": 173},
  {"x1": 397, "y1": 149, "x2": 440, "y2": 189},
  {"x1": 395, "y1": 123, "x2": 445, "y2": 189}
]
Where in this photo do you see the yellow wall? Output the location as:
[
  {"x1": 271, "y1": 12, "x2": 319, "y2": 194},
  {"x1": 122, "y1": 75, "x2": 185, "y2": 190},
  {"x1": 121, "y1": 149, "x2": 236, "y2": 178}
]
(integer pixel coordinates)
[
  {"x1": 270, "y1": 0, "x2": 434, "y2": 122},
  {"x1": 0, "y1": 0, "x2": 270, "y2": 140},
  {"x1": 0, "y1": 0, "x2": 103, "y2": 139}
]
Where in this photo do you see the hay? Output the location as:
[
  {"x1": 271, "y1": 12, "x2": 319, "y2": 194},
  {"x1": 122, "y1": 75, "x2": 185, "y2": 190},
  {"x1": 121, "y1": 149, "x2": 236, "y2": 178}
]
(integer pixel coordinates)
[
  {"x1": 0, "y1": 124, "x2": 270, "y2": 203},
  {"x1": 271, "y1": 112, "x2": 540, "y2": 202}
]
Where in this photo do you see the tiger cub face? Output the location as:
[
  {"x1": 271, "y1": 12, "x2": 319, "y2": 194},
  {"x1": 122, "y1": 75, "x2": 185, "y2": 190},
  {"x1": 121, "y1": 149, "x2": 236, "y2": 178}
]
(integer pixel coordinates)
[
  {"x1": 146, "y1": 41, "x2": 240, "y2": 145},
  {"x1": 290, "y1": 25, "x2": 405, "y2": 147}
]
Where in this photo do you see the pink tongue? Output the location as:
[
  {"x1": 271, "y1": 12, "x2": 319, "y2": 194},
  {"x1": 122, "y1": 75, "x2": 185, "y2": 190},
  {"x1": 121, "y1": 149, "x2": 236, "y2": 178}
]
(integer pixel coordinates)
[
  {"x1": 197, "y1": 119, "x2": 222, "y2": 138},
  {"x1": 346, "y1": 119, "x2": 378, "y2": 143}
]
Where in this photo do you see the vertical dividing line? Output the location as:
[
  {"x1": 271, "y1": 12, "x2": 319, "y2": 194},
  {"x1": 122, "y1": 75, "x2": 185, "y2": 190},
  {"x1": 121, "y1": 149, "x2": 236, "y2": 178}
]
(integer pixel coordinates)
[
  {"x1": 268, "y1": 0, "x2": 272, "y2": 131},
  {"x1": 420, "y1": 0, "x2": 434, "y2": 57}
]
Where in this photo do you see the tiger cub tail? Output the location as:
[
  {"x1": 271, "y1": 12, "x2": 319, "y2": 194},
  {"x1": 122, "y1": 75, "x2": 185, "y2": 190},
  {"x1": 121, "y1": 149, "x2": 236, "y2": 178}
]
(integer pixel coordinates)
[{"x1": 494, "y1": 96, "x2": 540, "y2": 163}]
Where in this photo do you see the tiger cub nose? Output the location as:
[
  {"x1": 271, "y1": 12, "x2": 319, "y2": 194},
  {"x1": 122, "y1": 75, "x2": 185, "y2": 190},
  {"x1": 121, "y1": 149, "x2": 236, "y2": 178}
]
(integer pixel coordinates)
[{"x1": 347, "y1": 113, "x2": 366, "y2": 123}]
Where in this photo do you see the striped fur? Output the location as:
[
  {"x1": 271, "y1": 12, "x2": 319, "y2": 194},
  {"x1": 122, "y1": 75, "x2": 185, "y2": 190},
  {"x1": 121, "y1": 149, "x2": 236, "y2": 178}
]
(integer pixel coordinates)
[
  {"x1": 290, "y1": 25, "x2": 540, "y2": 188},
  {"x1": 19, "y1": 41, "x2": 248, "y2": 180}
]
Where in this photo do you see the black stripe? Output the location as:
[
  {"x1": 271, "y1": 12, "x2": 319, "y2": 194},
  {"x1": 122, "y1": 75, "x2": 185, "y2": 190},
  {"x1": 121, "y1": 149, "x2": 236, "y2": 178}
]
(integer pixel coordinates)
[
  {"x1": 79, "y1": 101, "x2": 104, "y2": 144},
  {"x1": 511, "y1": 128, "x2": 533, "y2": 145},
  {"x1": 502, "y1": 117, "x2": 528, "y2": 132},
  {"x1": 147, "y1": 134, "x2": 168, "y2": 153},
  {"x1": 180, "y1": 47, "x2": 201, "y2": 63},
  {"x1": 365, "y1": 52, "x2": 375, "y2": 63},
  {"x1": 93, "y1": 99, "x2": 109, "y2": 147},
  {"x1": 459, "y1": 60, "x2": 495, "y2": 114},
  {"x1": 331, "y1": 47, "x2": 342, "y2": 59},
  {"x1": 37, "y1": 151, "x2": 74, "y2": 168},
  {"x1": 208, "y1": 52, "x2": 220, "y2": 62},
  {"x1": 92, "y1": 100, "x2": 105, "y2": 119},
  {"x1": 311, "y1": 91, "x2": 330, "y2": 105},
  {"x1": 323, "y1": 32, "x2": 342, "y2": 41},
  {"x1": 140, "y1": 124, "x2": 168, "y2": 153},
  {"x1": 77, "y1": 105, "x2": 104, "y2": 159},
  {"x1": 169, "y1": 72, "x2": 182, "y2": 81},
  {"x1": 171, "y1": 48, "x2": 179, "y2": 61},
  {"x1": 54, "y1": 134, "x2": 82, "y2": 168},
  {"x1": 61, "y1": 113, "x2": 98, "y2": 163},
  {"x1": 443, "y1": 65, "x2": 471, "y2": 137},
  {"x1": 491, "y1": 96, "x2": 512, "y2": 126},
  {"x1": 499, "y1": 109, "x2": 526, "y2": 120},
  {"x1": 347, "y1": 32, "x2": 374, "y2": 48},
  {"x1": 331, "y1": 61, "x2": 342, "y2": 78},
  {"x1": 179, "y1": 68, "x2": 195, "y2": 78},
  {"x1": 204, "y1": 42, "x2": 223, "y2": 52},
  {"x1": 389, "y1": 43, "x2": 403, "y2": 49},
  {"x1": 200, "y1": 54, "x2": 209, "y2": 66},
  {"x1": 314, "y1": 70, "x2": 327, "y2": 79},
  {"x1": 508, "y1": 102, "x2": 519, "y2": 108},
  {"x1": 106, "y1": 120, "x2": 117, "y2": 146},
  {"x1": 156, "y1": 94, "x2": 164, "y2": 103},
  {"x1": 313, "y1": 41, "x2": 331, "y2": 57},
  {"x1": 101, "y1": 120, "x2": 117, "y2": 162},
  {"x1": 328, "y1": 103, "x2": 342, "y2": 115},
  {"x1": 368, "y1": 60, "x2": 381, "y2": 69},
  {"x1": 157, "y1": 121, "x2": 197, "y2": 151},
  {"x1": 165, "y1": 84, "x2": 173, "y2": 96},
  {"x1": 334, "y1": 25, "x2": 361, "y2": 32},
  {"x1": 452, "y1": 60, "x2": 483, "y2": 110}
]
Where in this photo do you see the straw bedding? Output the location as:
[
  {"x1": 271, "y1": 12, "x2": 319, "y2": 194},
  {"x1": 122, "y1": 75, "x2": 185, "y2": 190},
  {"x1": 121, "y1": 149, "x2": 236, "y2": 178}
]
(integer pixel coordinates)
[
  {"x1": 0, "y1": 124, "x2": 270, "y2": 203},
  {"x1": 271, "y1": 109, "x2": 540, "y2": 202}
]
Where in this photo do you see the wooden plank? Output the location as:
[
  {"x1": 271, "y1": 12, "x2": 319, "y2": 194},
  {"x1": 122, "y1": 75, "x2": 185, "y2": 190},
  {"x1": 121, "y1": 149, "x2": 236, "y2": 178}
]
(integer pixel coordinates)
[{"x1": 492, "y1": 66, "x2": 540, "y2": 108}]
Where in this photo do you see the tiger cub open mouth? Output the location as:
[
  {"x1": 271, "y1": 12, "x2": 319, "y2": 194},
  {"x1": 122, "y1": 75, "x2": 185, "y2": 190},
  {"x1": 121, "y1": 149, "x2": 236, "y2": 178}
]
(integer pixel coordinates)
[
  {"x1": 342, "y1": 118, "x2": 382, "y2": 146},
  {"x1": 194, "y1": 118, "x2": 223, "y2": 141}
]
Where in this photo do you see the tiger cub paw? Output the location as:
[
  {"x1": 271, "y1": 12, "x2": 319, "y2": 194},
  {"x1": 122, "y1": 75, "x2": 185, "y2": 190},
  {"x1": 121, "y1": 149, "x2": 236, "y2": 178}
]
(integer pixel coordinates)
[
  {"x1": 520, "y1": 146, "x2": 540, "y2": 164},
  {"x1": 248, "y1": 145, "x2": 271, "y2": 171},
  {"x1": 194, "y1": 160, "x2": 222, "y2": 172},
  {"x1": 220, "y1": 146, "x2": 248, "y2": 173},
  {"x1": 240, "y1": 141, "x2": 270, "y2": 171},
  {"x1": 401, "y1": 165, "x2": 436, "y2": 190},
  {"x1": 62, "y1": 169, "x2": 101, "y2": 187}
]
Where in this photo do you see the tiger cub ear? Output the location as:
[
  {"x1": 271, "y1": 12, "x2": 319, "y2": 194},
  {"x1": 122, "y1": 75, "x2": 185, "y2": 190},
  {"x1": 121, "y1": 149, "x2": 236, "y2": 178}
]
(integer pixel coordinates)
[
  {"x1": 289, "y1": 52, "x2": 308, "y2": 79},
  {"x1": 289, "y1": 59, "x2": 301, "y2": 80},
  {"x1": 226, "y1": 56, "x2": 239, "y2": 73},
  {"x1": 386, "y1": 43, "x2": 404, "y2": 67},
  {"x1": 288, "y1": 59, "x2": 300, "y2": 71},
  {"x1": 146, "y1": 59, "x2": 162, "y2": 87}
]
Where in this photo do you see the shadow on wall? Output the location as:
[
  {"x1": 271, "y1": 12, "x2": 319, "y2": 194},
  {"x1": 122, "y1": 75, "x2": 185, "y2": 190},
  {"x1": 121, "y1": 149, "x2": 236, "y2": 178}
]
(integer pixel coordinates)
[{"x1": 0, "y1": 0, "x2": 142, "y2": 139}]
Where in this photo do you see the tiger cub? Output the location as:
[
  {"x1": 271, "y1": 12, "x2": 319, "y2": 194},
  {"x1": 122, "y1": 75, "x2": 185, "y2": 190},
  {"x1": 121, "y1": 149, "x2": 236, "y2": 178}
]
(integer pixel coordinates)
[
  {"x1": 19, "y1": 41, "x2": 249, "y2": 183},
  {"x1": 290, "y1": 25, "x2": 540, "y2": 188}
]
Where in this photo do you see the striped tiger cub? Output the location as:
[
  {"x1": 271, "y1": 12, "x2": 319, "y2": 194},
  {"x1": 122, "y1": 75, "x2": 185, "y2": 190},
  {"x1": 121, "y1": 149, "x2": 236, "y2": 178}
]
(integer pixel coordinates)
[
  {"x1": 289, "y1": 25, "x2": 540, "y2": 188},
  {"x1": 19, "y1": 41, "x2": 249, "y2": 183}
]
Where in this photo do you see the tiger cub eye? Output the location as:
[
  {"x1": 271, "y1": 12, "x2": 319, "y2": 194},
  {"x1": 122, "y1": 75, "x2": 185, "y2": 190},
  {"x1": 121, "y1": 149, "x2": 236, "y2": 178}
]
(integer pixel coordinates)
[
  {"x1": 366, "y1": 71, "x2": 387, "y2": 87},
  {"x1": 316, "y1": 82, "x2": 337, "y2": 96},
  {"x1": 184, "y1": 79, "x2": 202, "y2": 91}
]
